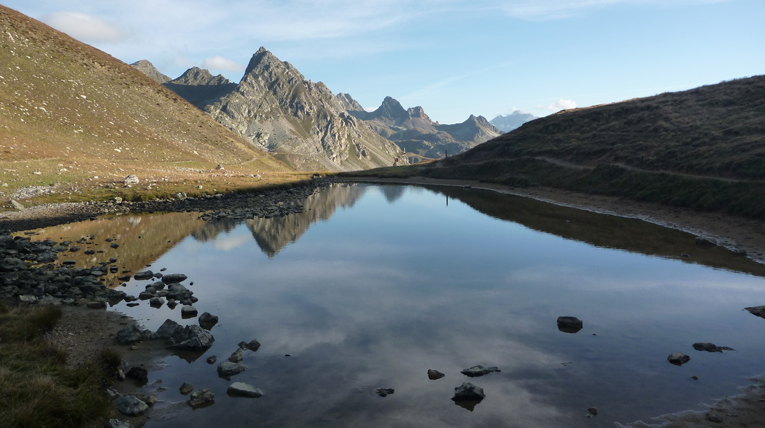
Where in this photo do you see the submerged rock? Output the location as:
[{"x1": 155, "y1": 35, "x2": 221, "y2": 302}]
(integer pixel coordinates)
[
  {"x1": 667, "y1": 352, "x2": 691, "y2": 366},
  {"x1": 199, "y1": 312, "x2": 218, "y2": 328},
  {"x1": 461, "y1": 365, "x2": 501, "y2": 377},
  {"x1": 375, "y1": 388, "x2": 395, "y2": 397},
  {"x1": 167, "y1": 325, "x2": 214, "y2": 350},
  {"x1": 229, "y1": 348, "x2": 243, "y2": 363}
]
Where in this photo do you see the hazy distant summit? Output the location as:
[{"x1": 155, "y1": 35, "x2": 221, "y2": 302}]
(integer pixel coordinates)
[
  {"x1": 163, "y1": 67, "x2": 237, "y2": 110},
  {"x1": 342, "y1": 95, "x2": 500, "y2": 161},
  {"x1": 490, "y1": 111, "x2": 537, "y2": 132}
]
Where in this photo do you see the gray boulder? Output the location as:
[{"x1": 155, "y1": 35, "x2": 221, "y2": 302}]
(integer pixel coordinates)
[
  {"x1": 181, "y1": 305, "x2": 198, "y2": 318},
  {"x1": 116, "y1": 325, "x2": 145, "y2": 345},
  {"x1": 161, "y1": 273, "x2": 188, "y2": 284},
  {"x1": 229, "y1": 348, "x2": 243, "y2": 363},
  {"x1": 217, "y1": 361, "x2": 247, "y2": 378},
  {"x1": 227, "y1": 382, "x2": 263, "y2": 398},
  {"x1": 154, "y1": 319, "x2": 181, "y2": 340},
  {"x1": 134, "y1": 270, "x2": 154, "y2": 280},
  {"x1": 167, "y1": 325, "x2": 214, "y2": 350},
  {"x1": 452, "y1": 382, "x2": 485, "y2": 402},
  {"x1": 113, "y1": 395, "x2": 149, "y2": 416},
  {"x1": 199, "y1": 312, "x2": 218, "y2": 328}
]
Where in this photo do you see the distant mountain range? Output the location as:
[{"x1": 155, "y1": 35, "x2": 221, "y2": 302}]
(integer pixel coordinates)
[
  {"x1": 132, "y1": 49, "x2": 405, "y2": 171},
  {"x1": 489, "y1": 111, "x2": 537, "y2": 132},
  {"x1": 338, "y1": 94, "x2": 501, "y2": 161},
  {"x1": 133, "y1": 52, "x2": 502, "y2": 168}
]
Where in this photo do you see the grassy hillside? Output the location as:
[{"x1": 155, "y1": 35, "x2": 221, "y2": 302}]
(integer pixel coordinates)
[
  {"x1": 0, "y1": 6, "x2": 302, "y2": 206},
  {"x1": 349, "y1": 76, "x2": 765, "y2": 218}
]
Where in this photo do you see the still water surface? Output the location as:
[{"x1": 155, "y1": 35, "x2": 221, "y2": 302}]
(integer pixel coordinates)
[{"x1": 88, "y1": 184, "x2": 765, "y2": 427}]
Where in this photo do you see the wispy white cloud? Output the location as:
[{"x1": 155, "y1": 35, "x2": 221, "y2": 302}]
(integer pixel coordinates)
[
  {"x1": 42, "y1": 11, "x2": 127, "y2": 43},
  {"x1": 201, "y1": 56, "x2": 245, "y2": 73},
  {"x1": 545, "y1": 98, "x2": 577, "y2": 111}
]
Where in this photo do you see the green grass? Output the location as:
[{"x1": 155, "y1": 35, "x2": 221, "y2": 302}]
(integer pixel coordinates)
[{"x1": 0, "y1": 304, "x2": 117, "y2": 428}]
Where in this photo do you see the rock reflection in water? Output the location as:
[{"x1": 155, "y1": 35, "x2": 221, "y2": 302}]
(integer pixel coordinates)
[{"x1": 188, "y1": 184, "x2": 367, "y2": 257}]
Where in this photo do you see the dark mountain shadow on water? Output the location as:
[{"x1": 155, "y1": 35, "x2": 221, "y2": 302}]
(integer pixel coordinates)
[{"x1": 427, "y1": 186, "x2": 765, "y2": 278}]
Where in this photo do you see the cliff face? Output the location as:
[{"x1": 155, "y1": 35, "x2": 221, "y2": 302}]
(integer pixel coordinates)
[
  {"x1": 196, "y1": 48, "x2": 406, "y2": 171},
  {"x1": 345, "y1": 95, "x2": 501, "y2": 160}
]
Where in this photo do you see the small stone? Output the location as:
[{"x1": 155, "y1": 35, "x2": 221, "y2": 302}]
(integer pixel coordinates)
[
  {"x1": 206, "y1": 355, "x2": 217, "y2": 364},
  {"x1": 238, "y1": 339, "x2": 261, "y2": 352},
  {"x1": 557, "y1": 316, "x2": 583, "y2": 333},
  {"x1": 179, "y1": 382, "x2": 194, "y2": 395},
  {"x1": 181, "y1": 305, "x2": 198, "y2": 318},
  {"x1": 587, "y1": 408, "x2": 598, "y2": 416},
  {"x1": 229, "y1": 348, "x2": 243, "y2": 363},
  {"x1": 126, "y1": 366, "x2": 148, "y2": 383},
  {"x1": 427, "y1": 369, "x2": 445, "y2": 380},
  {"x1": 667, "y1": 352, "x2": 691, "y2": 366},
  {"x1": 451, "y1": 382, "x2": 485, "y2": 402}
]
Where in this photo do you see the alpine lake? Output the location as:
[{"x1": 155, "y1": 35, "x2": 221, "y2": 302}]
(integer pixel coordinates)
[{"x1": 31, "y1": 183, "x2": 765, "y2": 427}]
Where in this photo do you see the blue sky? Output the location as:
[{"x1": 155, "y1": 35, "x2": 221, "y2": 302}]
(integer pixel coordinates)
[{"x1": 4, "y1": 0, "x2": 763, "y2": 123}]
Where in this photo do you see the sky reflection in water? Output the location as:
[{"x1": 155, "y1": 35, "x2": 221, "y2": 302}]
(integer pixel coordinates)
[{"x1": 112, "y1": 184, "x2": 765, "y2": 428}]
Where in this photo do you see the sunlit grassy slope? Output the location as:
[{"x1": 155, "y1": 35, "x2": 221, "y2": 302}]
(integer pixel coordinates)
[{"x1": 0, "y1": 5, "x2": 303, "y2": 205}]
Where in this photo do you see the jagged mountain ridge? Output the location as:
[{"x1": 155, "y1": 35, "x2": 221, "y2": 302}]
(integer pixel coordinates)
[
  {"x1": 341, "y1": 94, "x2": 501, "y2": 160},
  {"x1": 490, "y1": 111, "x2": 537, "y2": 132},
  {"x1": 157, "y1": 48, "x2": 406, "y2": 171}
]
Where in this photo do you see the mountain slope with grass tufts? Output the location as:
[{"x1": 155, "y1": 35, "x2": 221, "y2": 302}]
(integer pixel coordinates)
[{"x1": 0, "y1": 6, "x2": 294, "y2": 205}]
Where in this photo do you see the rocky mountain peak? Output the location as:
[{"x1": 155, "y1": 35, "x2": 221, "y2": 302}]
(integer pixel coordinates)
[
  {"x1": 129, "y1": 59, "x2": 171, "y2": 84},
  {"x1": 244, "y1": 47, "x2": 288, "y2": 78},
  {"x1": 172, "y1": 67, "x2": 232, "y2": 86},
  {"x1": 407, "y1": 106, "x2": 429, "y2": 120},
  {"x1": 489, "y1": 111, "x2": 538, "y2": 132}
]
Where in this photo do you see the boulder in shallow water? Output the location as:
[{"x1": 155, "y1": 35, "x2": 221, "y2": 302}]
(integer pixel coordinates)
[
  {"x1": 667, "y1": 352, "x2": 690, "y2": 366},
  {"x1": 557, "y1": 316, "x2": 583, "y2": 333},
  {"x1": 428, "y1": 369, "x2": 445, "y2": 380},
  {"x1": 227, "y1": 382, "x2": 263, "y2": 398},
  {"x1": 692, "y1": 342, "x2": 734, "y2": 353},
  {"x1": 217, "y1": 361, "x2": 247, "y2": 378}
]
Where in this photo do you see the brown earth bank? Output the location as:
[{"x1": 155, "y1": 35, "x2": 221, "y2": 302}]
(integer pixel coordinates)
[{"x1": 4, "y1": 177, "x2": 765, "y2": 427}]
